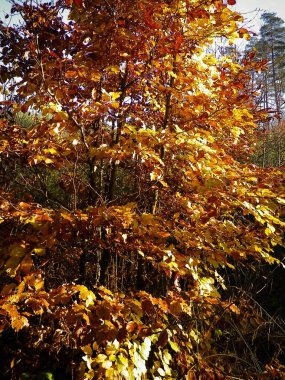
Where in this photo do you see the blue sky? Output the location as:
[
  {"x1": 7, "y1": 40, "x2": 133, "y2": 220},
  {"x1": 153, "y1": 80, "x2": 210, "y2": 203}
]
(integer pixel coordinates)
[
  {"x1": 230, "y1": 0, "x2": 285, "y2": 33},
  {"x1": 0, "y1": 0, "x2": 10, "y2": 15},
  {"x1": 0, "y1": 0, "x2": 15, "y2": 23}
]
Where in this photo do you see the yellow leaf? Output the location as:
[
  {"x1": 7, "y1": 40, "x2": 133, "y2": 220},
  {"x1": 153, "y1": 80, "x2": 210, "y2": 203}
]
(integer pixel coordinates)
[
  {"x1": 102, "y1": 360, "x2": 112, "y2": 369},
  {"x1": 109, "y1": 66, "x2": 120, "y2": 74},
  {"x1": 140, "y1": 337, "x2": 151, "y2": 360},
  {"x1": 159, "y1": 180, "x2": 168, "y2": 187},
  {"x1": 106, "y1": 368, "x2": 115, "y2": 378},
  {"x1": 44, "y1": 158, "x2": 53, "y2": 164},
  {"x1": 158, "y1": 368, "x2": 165, "y2": 376},
  {"x1": 96, "y1": 354, "x2": 107, "y2": 363},
  {"x1": 43, "y1": 148, "x2": 58, "y2": 155},
  {"x1": 265, "y1": 224, "x2": 275, "y2": 236},
  {"x1": 3, "y1": 304, "x2": 29, "y2": 332},
  {"x1": 11, "y1": 315, "x2": 29, "y2": 332},
  {"x1": 150, "y1": 168, "x2": 162, "y2": 181},
  {"x1": 117, "y1": 355, "x2": 128, "y2": 366},
  {"x1": 226, "y1": 262, "x2": 235, "y2": 269},
  {"x1": 168, "y1": 71, "x2": 177, "y2": 78},
  {"x1": 34, "y1": 278, "x2": 44, "y2": 291},
  {"x1": 110, "y1": 92, "x2": 121, "y2": 101},
  {"x1": 169, "y1": 341, "x2": 180, "y2": 352},
  {"x1": 61, "y1": 212, "x2": 74, "y2": 222},
  {"x1": 73, "y1": 285, "x2": 95, "y2": 306},
  {"x1": 33, "y1": 248, "x2": 46, "y2": 256}
]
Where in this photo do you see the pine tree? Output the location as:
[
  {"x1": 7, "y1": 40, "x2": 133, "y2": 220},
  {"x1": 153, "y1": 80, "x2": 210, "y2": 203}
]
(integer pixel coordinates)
[{"x1": 248, "y1": 13, "x2": 285, "y2": 115}]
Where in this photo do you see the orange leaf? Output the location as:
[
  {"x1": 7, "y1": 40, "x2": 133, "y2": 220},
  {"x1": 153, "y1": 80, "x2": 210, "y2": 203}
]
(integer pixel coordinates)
[
  {"x1": 229, "y1": 304, "x2": 240, "y2": 314},
  {"x1": 174, "y1": 34, "x2": 183, "y2": 51},
  {"x1": 21, "y1": 104, "x2": 29, "y2": 113},
  {"x1": 126, "y1": 321, "x2": 138, "y2": 333},
  {"x1": 65, "y1": 71, "x2": 78, "y2": 79}
]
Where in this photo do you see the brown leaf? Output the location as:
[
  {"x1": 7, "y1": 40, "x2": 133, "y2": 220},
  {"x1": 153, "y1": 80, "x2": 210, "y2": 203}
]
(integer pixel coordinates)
[
  {"x1": 169, "y1": 301, "x2": 182, "y2": 316},
  {"x1": 142, "y1": 299, "x2": 155, "y2": 315},
  {"x1": 20, "y1": 253, "x2": 33, "y2": 274},
  {"x1": 157, "y1": 330, "x2": 168, "y2": 347}
]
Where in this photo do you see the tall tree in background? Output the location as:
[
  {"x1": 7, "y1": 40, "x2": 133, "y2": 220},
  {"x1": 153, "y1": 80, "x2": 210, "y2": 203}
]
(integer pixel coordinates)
[
  {"x1": 0, "y1": 1, "x2": 284, "y2": 379},
  {"x1": 260, "y1": 12, "x2": 285, "y2": 115},
  {"x1": 247, "y1": 12, "x2": 285, "y2": 116},
  {"x1": 245, "y1": 13, "x2": 285, "y2": 167}
]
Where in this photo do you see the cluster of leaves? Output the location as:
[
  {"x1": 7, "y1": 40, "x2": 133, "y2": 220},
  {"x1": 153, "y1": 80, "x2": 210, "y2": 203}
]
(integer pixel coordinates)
[{"x1": 0, "y1": 0, "x2": 284, "y2": 378}]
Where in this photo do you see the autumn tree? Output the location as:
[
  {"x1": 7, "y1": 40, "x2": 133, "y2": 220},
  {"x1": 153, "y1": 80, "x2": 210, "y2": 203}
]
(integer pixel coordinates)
[{"x1": 0, "y1": 0, "x2": 284, "y2": 379}]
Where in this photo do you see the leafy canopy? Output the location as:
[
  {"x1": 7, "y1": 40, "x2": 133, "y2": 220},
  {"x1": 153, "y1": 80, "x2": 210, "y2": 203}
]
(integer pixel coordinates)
[{"x1": 0, "y1": 0, "x2": 284, "y2": 378}]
